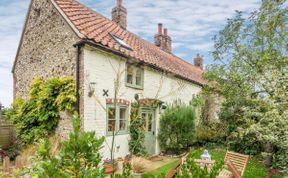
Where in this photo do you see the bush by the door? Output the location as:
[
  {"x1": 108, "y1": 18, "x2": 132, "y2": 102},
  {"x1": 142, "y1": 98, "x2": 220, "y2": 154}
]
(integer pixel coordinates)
[{"x1": 158, "y1": 105, "x2": 196, "y2": 154}]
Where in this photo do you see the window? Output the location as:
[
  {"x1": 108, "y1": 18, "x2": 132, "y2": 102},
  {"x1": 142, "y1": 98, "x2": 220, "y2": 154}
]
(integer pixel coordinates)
[
  {"x1": 141, "y1": 111, "x2": 153, "y2": 132},
  {"x1": 107, "y1": 105, "x2": 128, "y2": 134},
  {"x1": 110, "y1": 33, "x2": 132, "y2": 50},
  {"x1": 126, "y1": 65, "x2": 134, "y2": 85},
  {"x1": 126, "y1": 64, "x2": 144, "y2": 89},
  {"x1": 119, "y1": 107, "x2": 127, "y2": 131},
  {"x1": 107, "y1": 108, "x2": 116, "y2": 132}
]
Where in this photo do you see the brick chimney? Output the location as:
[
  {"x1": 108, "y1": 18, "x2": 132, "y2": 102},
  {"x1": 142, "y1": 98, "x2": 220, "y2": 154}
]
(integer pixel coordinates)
[
  {"x1": 194, "y1": 54, "x2": 203, "y2": 69},
  {"x1": 154, "y1": 23, "x2": 172, "y2": 53},
  {"x1": 112, "y1": 0, "x2": 127, "y2": 30}
]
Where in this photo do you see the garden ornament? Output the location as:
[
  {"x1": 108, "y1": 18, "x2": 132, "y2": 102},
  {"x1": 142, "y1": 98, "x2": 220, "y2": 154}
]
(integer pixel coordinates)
[{"x1": 201, "y1": 149, "x2": 211, "y2": 160}]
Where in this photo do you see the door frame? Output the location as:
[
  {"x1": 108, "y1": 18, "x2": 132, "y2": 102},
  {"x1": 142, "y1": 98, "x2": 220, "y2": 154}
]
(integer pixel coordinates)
[{"x1": 140, "y1": 107, "x2": 156, "y2": 155}]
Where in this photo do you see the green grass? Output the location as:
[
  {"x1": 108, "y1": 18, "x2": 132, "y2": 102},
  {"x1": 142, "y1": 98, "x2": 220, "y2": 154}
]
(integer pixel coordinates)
[
  {"x1": 142, "y1": 159, "x2": 179, "y2": 178},
  {"x1": 143, "y1": 147, "x2": 279, "y2": 178}
]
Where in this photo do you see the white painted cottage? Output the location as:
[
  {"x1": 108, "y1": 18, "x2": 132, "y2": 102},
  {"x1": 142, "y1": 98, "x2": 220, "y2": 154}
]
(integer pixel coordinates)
[{"x1": 13, "y1": 0, "x2": 206, "y2": 159}]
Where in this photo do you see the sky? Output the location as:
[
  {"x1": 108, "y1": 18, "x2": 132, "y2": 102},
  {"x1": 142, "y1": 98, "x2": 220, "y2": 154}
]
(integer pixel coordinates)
[{"x1": 0, "y1": 0, "x2": 260, "y2": 107}]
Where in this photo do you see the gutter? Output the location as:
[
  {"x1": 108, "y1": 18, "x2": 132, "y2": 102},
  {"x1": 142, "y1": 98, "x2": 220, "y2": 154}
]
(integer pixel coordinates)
[{"x1": 74, "y1": 39, "x2": 130, "y2": 59}]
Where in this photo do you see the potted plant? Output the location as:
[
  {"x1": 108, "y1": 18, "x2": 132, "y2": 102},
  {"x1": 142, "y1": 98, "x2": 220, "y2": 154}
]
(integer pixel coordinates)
[{"x1": 103, "y1": 158, "x2": 118, "y2": 174}]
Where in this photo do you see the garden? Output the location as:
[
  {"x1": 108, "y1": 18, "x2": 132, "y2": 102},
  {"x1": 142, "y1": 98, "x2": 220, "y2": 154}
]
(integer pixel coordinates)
[{"x1": 0, "y1": 0, "x2": 287, "y2": 177}]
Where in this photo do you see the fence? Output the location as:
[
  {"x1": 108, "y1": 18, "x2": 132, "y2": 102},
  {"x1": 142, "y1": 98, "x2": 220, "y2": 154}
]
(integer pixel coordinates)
[{"x1": 0, "y1": 119, "x2": 14, "y2": 150}]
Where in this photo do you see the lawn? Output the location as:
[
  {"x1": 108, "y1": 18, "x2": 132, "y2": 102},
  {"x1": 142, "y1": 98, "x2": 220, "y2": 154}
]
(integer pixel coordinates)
[
  {"x1": 142, "y1": 159, "x2": 179, "y2": 177},
  {"x1": 143, "y1": 147, "x2": 286, "y2": 178}
]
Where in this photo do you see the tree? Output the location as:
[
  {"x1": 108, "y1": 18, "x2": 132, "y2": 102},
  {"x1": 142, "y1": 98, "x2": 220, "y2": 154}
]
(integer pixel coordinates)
[{"x1": 205, "y1": 0, "x2": 288, "y2": 172}]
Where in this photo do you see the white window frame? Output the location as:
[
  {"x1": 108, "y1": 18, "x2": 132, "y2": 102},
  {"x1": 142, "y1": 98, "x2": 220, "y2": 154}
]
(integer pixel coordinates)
[{"x1": 125, "y1": 63, "x2": 144, "y2": 89}]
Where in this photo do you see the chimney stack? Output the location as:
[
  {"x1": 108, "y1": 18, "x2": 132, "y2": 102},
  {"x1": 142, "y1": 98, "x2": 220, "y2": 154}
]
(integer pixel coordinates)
[
  {"x1": 112, "y1": 0, "x2": 127, "y2": 30},
  {"x1": 154, "y1": 24, "x2": 172, "y2": 53},
  {"x1": 194, "y1": 54, "x2": 203, "y2": 69},
  {"x1": 158, "y1": 23, "x2": 163, "y2": 34}
]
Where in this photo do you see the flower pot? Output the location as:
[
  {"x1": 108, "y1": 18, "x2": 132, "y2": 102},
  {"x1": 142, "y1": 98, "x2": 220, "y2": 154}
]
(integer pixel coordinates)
[{"x1": 104, "y1": 162, "x2": 118, "y2": 174}]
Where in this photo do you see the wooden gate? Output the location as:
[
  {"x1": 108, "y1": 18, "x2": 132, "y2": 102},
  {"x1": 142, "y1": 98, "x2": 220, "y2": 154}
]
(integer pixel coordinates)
[{"x1": 0, "y1": 119, "x2": 14, "y2": 149}]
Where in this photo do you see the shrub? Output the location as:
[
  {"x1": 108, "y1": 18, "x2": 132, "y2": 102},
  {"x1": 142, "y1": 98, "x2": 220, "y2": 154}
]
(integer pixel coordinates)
[
  {"x1": 195, "y1": 122, "x2": 227, "y2": 147},
  {"x1": 158, "y1": 105, "x2": 196, "y2": 154},
  {"x1": 5, "y1": 77, "x2": 76, "y2": 146},
  {"x1": 227, "y1": 132, "x2": 263, "y2": 155},
  {"x1": 25, "y1": 114, "x2": 105, "y2": 177}
]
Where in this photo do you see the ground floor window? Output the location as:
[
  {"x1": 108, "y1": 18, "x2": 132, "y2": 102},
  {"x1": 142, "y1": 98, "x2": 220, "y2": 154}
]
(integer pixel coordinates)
[{"x1": 107, "y1": 104, "x2": 129, "y2": 134}]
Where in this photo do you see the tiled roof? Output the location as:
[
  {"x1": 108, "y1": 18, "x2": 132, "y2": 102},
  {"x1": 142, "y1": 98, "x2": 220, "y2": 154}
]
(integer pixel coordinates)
[{"x1": 53, "y1": 0, "x2": 206, "y2": 85}]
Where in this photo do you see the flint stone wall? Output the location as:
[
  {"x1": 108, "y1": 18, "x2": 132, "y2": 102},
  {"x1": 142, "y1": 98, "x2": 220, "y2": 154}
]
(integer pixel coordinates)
[
  {"x1": 13, "y1": 0, "x2": 81, "y2": 136},
  {"x1": 55, "y1": 111, "x2": 73, "y2": 140},
  {"x1": 14, "y1": 0, "x2": 80, "y2": 99}
]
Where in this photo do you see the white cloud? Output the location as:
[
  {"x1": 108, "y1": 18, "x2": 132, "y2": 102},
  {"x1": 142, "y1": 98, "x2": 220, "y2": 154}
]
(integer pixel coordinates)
[
  {"x1": 0, "y1": 0, "x2": 29, "y2": 107},
  {"x1": 0, "y1": 0, "x2": 260, "y2": 106}
]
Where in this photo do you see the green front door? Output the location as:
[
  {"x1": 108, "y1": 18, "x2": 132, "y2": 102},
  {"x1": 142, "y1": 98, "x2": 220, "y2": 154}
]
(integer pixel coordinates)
[{"x1": 141, "y1": 108, "x2": 156, "y2": 155}]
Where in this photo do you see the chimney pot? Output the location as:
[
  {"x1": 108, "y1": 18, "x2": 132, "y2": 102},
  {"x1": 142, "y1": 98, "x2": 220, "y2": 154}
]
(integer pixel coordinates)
[
  {"x1": 158, "y1": 23, "x2": 163, "y2": 34},
  {"x1": 117, "y1": 0, "x2": 122, "y2": 6},
  {"x1": 164, "y1": 28, "x2": 168, "y2": 36}
]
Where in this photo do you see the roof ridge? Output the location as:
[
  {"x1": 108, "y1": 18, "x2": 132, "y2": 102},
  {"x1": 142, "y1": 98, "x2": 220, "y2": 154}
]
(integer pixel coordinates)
[{"x1": 70, "y1": 0, "x2": 123, "y2": 31}]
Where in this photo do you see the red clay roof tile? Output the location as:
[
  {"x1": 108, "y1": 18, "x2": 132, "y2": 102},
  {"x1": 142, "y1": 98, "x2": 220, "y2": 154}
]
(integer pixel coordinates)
[{"x1": 53, "y1": 0, "x2": 206, "y2": 85}]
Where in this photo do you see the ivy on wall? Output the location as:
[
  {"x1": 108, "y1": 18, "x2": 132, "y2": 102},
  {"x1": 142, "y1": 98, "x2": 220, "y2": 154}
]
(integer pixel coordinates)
[
  {"x1": 5, "y1": 77, "x2": 76, "y2": 146},
  {"x1": 128, "y1": 102, "x2": 146, "y2": 156}
]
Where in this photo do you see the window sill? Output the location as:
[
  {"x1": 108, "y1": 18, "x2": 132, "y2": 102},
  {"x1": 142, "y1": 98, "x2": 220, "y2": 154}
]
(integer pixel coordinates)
[
  {"x1": 106, "y1": 132, "x2": 129, "y2": 136},
  {"x1": 125, "y1": 83, "x2": 143, "y2": 90}
]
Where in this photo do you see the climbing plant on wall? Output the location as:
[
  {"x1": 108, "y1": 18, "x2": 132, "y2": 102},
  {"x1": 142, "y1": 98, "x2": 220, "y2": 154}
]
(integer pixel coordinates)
[
  {"x1": 5, "y1": 77, "x2": 76, "y2": 146},
  {"x1": 128, "y1": 102, "x2": 146, "y2": 156}
]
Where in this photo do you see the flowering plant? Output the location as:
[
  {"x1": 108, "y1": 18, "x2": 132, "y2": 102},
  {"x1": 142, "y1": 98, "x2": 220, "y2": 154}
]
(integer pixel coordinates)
[{"x1": 103, "y1": 158, "x2": 118, "y2": 165}]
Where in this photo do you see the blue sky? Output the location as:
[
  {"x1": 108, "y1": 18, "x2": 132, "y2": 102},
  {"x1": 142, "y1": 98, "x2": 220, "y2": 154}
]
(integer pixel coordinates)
[{"x1": 0, "y1": 0, "x2": 260, "y2": 107}]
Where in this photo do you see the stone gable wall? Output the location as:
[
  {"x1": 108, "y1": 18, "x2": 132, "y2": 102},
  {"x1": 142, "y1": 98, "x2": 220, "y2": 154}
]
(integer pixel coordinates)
[{"x1": 14, "y1": 0, "x2": 80, "y2": 99}]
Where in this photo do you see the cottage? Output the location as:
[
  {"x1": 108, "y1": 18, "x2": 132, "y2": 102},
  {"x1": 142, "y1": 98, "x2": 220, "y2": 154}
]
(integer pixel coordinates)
[{"x1": 12, "y1": 0, "x2": 206, "y2": 159}]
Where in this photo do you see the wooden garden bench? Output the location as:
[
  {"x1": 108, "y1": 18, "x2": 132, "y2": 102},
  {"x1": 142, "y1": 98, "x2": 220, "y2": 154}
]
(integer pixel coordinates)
[{"x1": 218, "y1": 151, "x2": 249, "y2": 178}]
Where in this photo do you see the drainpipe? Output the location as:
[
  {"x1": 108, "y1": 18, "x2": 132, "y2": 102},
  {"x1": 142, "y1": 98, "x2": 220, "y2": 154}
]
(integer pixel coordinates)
[{"x1": 75, "y1": 44, "x2": 82, "y2": 114}]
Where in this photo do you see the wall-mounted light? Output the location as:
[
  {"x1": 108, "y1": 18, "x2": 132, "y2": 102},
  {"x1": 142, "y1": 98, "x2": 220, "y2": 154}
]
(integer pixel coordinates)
[
  {"x1": 134, "y1": 94, "x2": 139, "y2": 101},
  {"x1": 134, "y1": 93, "x2": 144, "y2": 101},
  {"x1": 160, "y1": 102, "x2": 167, "y2": 110},
  {"x1": 88, "y1": 82, "x2": 96, "y2": 97},
  {"x1": 158, "y1": 102, "x2": 167, "y2": 114}
]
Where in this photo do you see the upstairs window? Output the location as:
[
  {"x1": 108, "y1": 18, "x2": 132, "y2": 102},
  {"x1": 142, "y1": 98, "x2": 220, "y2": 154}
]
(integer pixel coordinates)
[{"x1": 126, "y1": 64, "x2": 144, "y2": 89}]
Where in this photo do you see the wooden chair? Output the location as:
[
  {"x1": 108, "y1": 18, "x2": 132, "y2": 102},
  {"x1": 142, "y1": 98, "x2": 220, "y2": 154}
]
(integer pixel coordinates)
[
  {"x1": 218, "y1": 151, "x2": 249, "y2": 178},
  {"x1": 166, "y1": 154, "x2": 188, "y2": 178}
]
